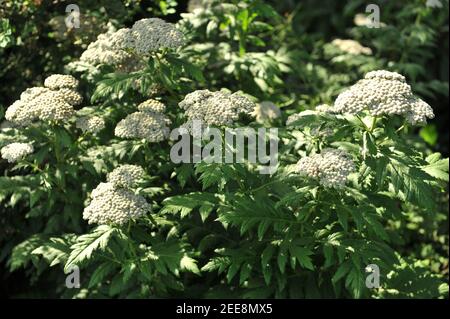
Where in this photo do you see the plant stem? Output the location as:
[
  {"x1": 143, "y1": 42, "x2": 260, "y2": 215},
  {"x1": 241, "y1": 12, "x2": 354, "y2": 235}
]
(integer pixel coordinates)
[{"x1": 355, "y1": 115, "x2": 370, "y2": 132}]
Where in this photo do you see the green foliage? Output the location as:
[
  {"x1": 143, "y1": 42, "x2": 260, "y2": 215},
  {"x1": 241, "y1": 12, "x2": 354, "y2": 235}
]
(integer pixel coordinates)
[{"x1": 0, "y1": 0, "x2": 448, "y2": 299}]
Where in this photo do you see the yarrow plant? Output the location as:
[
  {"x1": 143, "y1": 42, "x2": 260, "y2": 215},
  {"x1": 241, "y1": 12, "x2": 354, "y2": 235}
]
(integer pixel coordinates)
[{"x1": 0, "y1": 0, "x2": 448, "y2": 300}]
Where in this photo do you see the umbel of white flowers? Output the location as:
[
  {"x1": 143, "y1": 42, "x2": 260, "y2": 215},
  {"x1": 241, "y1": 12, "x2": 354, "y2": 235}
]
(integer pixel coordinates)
[
  {"x1": 83, "y1": 165, "x2": 149, "y2": 225},
  {"x1": 178, "y1": 89, "x2": 256, "y2": 133},
  {"x1": 1, "y1": 142, "x2": 34, "y2": 163},
  {"x1": 106, "y1": 164, "x2": 145, "y2": 189},
  {"x1": 115, "y1": 99, "x2": 171, "y2": 142},
  {"x1": 333, "y1": 70, "x2": 435, "y2": 124},
  {"x1": 76, "y1": 116, "x2": 105, "y2": 134},
  {"x1": 76, "y1": 18, "x2": 183, "y2": 73},
  {"x1": 5, "y1": 74, "x2": 82, "y2": 127},
  {"x1": 295, "y1": 148, "x2": 355, "y2": 188}
]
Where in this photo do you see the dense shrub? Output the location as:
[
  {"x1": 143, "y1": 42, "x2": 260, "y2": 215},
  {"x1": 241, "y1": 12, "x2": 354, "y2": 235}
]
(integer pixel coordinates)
[{"x1": 0, "y1": 0, "x2": 448, "y2": 298}]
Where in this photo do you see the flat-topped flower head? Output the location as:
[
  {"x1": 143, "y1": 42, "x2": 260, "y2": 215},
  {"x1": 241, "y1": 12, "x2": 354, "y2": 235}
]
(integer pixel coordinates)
[
  {"x1": 296, "y1": 148, "x2": 355, "y2": 188},
  {"x1": 80, "y1": 31, "x2": 136, "y2": 67},
  {"x1": 107, "y1": 164, "x2": 145, "y2": 189},
  {"x1": 115, "y1": 111, "x2": 171, "y2": 142},
  {"x1": 109, "y1": 28, "x2": 135, "y2": 50},
  {"x1": 83, "y1": 182, "x2": 150, "y2": 225},
  {"x1": 137, "y1": 99, "x2": 166, "y2": 114},
  {"x1": 179, "y1": 89, "x2": 255, "y2": 132},
  {"x1": 44, "y1": 74, "x2": 79, "y2": 90},
  {"x1": 32, "y1": 90, "x2": 75, "y2": 122},
  {"x1": 333, "y1": 70, "x2": 434, "y2": 124},
  {"x1": 5, "y1": 75, "x2": 82, "y2": 127},
  {"x1": 1, "y1": 142, "x2": 34, "y2": 163},
  {"x1": 76, "y1": 116, "x2": 105, "y2": 134},
  {"x1": 130, "y1": 18, "x2": 185, "y2": 55},
  {"x1": 5, "y1": 100, "x2": 37, "y2": 127},
  {"x1": 58, "y1": 88, "x2": 83, "y2": 106},
  {"x1": 20, "y1": 87, "x2": 50, "y2": 102}
]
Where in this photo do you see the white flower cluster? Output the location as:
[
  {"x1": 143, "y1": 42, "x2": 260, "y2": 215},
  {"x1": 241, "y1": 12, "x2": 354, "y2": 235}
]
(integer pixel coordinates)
[
  {"x1": 87, "y1": 18, "x2": 183, "y2": 58},
  {"x1": 127, "y1": 18, "x2": 185, "y2": 55},
  {"x1": 106, "y1": 164, "x2": 145, "y2": 189},
  {"x1": 83, "y1": 182, "x2": 150, "y2": 225},
  {"x1": 331, "y1": 39, "x2": 372, "y2": 55},
  {"x1": 80, "y1": 31, "x2": 135, "y2": 67},
  {"x1": 44, "y1": 74, "x2": 79, "y2": 90},
  {"x1": 252, "y1": 101, "x2": 281, "y2": 123},
  {"x1": 1, "y1": 142, "x2": 34, "y2": 163},
  {"x1": 5, "y1": 74, "x2": 82, "y2": 126},
  {"x1": 179, "y1": 89, "x2": 255, "y2": 131},
  {"x1": 115, "y1": 110, "x2": 171, "y2": 142},
  {"x1": 83, "y1": 164, "x2": 149, "y2": 225},
  {"x1": 333, "y1": 70, "x2": 435, "y2": 124},
  {"x1": 76, "y1": 116, "x2": 105, "y2": 134},
  {"x1": 137, "y1": 99, "x2": 166, "y2": 114},
  {"x1": 295, "y1": 148, "x2": 355, "y2": 188}
]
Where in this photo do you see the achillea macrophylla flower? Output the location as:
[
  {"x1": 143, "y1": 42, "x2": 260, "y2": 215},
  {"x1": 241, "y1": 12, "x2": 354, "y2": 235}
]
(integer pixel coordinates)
[
  {"x1": 5, "y1": 74, "x2": 82, "y2": 126},
  {"x1": 1, "y1": 142, "x2": 34, "y2": 163},
  {"x1": 109, "y1": 28, "x2": 135, "y2": 50},
  {"x1": 253, "y1": 101, "x2": 281, "y2": 123},
  {"x1": 107, "y1": 164, "x2": 145, "y2": 189},
  {"x1": 58, "y1": 88, "x2": 83, "y2": 106},
  {"x1": 137, "y1": 99, "x2": 166, "y2": 114},
  {"x1": 333, "y1": 70, "x2": 435, "y2": 124},
  {"x1": 129, "y1": 18, "x2": 185, "y2": 55},
  {"x1": 83, "y1": 182, "x2": 150, "y2": 225},
  {"x1": 80, "y1": 31, "x2": 135, "y2": 67},
  {"x1": 76, "y1": 116, "x2": 105, "y2": 134},
  {"x1": 115, "y1": 111, "x2": 171, "y2": 142},
  {"x1": 20, "y1": 87, "x2": 50, "y2": 102},
  {"x1": 5, "y1": 100, "x2": 36, "y2": 127},
  {"x1": 179, "y1": 89, "x2": 255, "y2": 131},
  {"x1": 32, "y1": 90, "x2": 75, "y2": 122},
  {"x1": 331, "y1": 39, "x2": 372, "y2": 55},
  {"x1": 296, "y1": 148, "x2": 355, "y2": 188},
  {"x1": 44, "y1": 74, "x2": 79, "y2": 90}
]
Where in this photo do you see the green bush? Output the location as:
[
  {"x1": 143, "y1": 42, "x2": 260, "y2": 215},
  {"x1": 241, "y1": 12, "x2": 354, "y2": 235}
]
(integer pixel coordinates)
[{"x1": 0, "y1": 0, "x2": 448, "y2": 298}]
